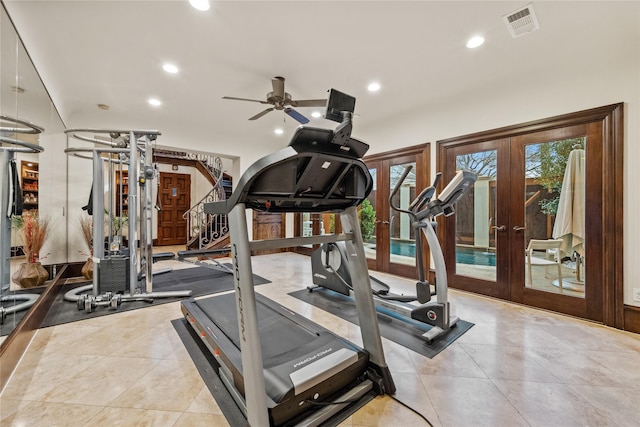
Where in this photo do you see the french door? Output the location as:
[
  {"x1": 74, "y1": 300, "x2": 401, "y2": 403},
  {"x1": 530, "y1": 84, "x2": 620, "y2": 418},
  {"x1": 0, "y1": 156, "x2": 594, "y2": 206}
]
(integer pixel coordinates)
[
  {"x1": 364, "y1": 144, "x2": 429, "y2": 278},
  {"x1": 437, "y1": 104, "x2": 623, "y2": 325}
]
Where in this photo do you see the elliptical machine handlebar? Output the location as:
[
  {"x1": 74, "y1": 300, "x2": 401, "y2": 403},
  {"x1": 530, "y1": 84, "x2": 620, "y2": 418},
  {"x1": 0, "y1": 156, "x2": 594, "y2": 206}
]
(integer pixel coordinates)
[
  {"x1": 388, "y1": 165, "x2": 414, "y2": 217},
  {"x1": 409, "y1": 172, "x2": 441, "y2": 213},
  {"x1": 389, "y1": 165, "x2": 442, "y2": 221}
]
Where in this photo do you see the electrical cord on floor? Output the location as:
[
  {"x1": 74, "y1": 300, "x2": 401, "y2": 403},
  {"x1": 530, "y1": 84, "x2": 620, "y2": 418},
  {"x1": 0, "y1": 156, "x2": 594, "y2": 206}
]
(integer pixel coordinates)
[
  {"x1": 390, "y1": 395, "x2": 434, "y2": 427},
  {"x1": 303, "y1": 395, "x2": 434, "y2": 426}
]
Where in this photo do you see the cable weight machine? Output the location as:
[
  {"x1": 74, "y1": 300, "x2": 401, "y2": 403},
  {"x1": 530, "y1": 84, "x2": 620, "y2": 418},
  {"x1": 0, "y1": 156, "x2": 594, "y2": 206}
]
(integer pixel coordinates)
[{"x1": 64, "y1": 128, "x2": 191, "y2": 312}]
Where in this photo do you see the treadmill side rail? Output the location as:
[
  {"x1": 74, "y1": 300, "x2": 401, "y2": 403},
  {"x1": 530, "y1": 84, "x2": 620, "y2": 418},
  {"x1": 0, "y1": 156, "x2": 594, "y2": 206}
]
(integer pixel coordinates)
[{"x1": 228, "y1": 203, "x2": 270, "y2": 426}]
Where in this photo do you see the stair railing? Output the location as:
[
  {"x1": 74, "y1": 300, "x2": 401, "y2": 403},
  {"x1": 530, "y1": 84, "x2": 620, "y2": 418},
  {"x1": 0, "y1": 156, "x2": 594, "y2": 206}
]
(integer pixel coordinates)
[{"x1": 181, "y1": 154, "x2": 230, "y2": 250}]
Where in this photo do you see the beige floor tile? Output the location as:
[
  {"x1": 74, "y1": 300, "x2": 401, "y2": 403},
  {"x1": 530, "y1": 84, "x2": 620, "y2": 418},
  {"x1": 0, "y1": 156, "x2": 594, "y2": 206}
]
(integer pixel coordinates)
[
  {"x1": 528, "y1": 347, "x2": 638, "y2": 388},
  {"x1": 3, "y1": 252, "x2": 639, "y2": 426},
  {"x1": 462, "y1": 343, "x2": 562, "y2": 382},
  {"x1": 185, "y1": 385, "x2": 224, "y2": 414},
  {"x1": 87, "y1": 407, "x2": 182, "y2": 426},
  {"x1": 1, "y1": 351, "x2": 102, "y2": 401},
  {"x1": 389, "y1": 372, "x2": 441, "y2": 427},
  {"x1": 108, "y1": 358, "x2": 204, "y2": 411},
  {"x1": 173, "y1": 411, "x2": 230, "y2": 426},
  {"x1": 420, "y1": 375, "x2": 529, "y2": 427},
  {"x1": 567, "y1": 384, "x2": 640, "y2": 427},
  {"x1": 0, "y1": 398, "x2": 103, "y2": 426},
  {"x1": 349, "y1": 395, "x2": 431, "y2": 427},
  {"x1": 409, "y1": 343, "x2": 487, "y2": 378},
  {"x1": 383, "y1": 340, "x2": 417, "y2": 374},
  {"x1": 38, "y1": 356, "x2": 160, "y2": 405},
  {"x1": 454, "y1": 321, "x2": 518, "y2": 346},
  {"x1": 492, "y1": 379, "x2": 614, "y2": 426}
]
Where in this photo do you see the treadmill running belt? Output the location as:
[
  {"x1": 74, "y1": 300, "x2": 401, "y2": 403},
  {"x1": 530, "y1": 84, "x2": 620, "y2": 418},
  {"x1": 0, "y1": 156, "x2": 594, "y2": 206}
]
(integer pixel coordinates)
[{"x1": 196, "y1": 293, "x2": 322, "y2": 366}]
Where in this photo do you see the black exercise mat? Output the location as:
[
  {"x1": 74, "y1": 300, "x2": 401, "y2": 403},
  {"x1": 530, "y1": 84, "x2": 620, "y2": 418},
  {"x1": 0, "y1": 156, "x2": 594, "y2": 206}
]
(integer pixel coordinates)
[
  {"x1": 172, "y1": 317, "x2": 375, "y2": 427},
  {"x1": 288, "y1": 288, "x2": 473, "y2": 359},
  {"x1": 1, "y1": 286, "x2": 46, "y2": 336},
  {"x1": 172, "y1": 318, "x2": 248, "y2": 427},
  {"x1": 40, "y1": 266, "x2": 270, "y2": 328}
]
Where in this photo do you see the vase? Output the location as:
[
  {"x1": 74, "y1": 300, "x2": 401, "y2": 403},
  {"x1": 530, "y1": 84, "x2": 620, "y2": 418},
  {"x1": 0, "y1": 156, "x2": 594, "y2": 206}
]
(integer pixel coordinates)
[
  {"x1": 81, "y1": 257, "x2": 94, "y2": 280},
  {"x1": 12, "y1": 262, "x2": 49, "y2": 288}
]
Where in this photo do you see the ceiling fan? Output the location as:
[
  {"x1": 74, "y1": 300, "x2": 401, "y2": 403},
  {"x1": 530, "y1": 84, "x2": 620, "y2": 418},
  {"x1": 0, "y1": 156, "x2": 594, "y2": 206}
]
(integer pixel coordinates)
[{"x1": 222, "y1": 76, "x2": 327, "y2": 124}]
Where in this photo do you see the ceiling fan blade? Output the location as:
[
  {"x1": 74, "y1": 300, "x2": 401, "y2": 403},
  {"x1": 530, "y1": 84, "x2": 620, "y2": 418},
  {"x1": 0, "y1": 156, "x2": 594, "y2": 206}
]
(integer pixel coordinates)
[
  {"x1": 249, "y1": 107, "x2": 274, "y2": 120},
  {"x1": 289, "y1": 99, "x2": 327, "y2": 107},
  {"x1": 272, "y1": 77, "x2": 285, "y2": 99},
  {"x1": 284, "y1": 107, "x2": 310, "y2": 124},
  {"x1": 222, "y1": 96, "x2": 269, "y2": 104}
]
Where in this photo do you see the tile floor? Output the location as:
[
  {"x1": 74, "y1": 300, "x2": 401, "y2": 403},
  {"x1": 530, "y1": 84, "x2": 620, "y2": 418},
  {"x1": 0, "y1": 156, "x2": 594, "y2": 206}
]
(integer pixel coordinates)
[{"x1": 1, "y1": 252, "x2": 639, "y2": 426}]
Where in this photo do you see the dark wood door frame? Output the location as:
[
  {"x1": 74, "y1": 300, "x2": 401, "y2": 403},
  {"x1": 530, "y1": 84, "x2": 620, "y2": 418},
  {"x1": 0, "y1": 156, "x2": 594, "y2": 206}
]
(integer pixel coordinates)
[
  {"x1": 364, "y1": 143, "x2": 430, "y2": 278},
  {"x1": 437, "y1": 103, "x2": 624, "y2": 328}
]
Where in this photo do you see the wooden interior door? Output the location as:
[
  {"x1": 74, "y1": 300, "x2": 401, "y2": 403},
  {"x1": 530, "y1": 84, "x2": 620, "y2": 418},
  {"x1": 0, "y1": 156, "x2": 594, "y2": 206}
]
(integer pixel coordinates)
[
  {"x1": 157, "y1": 172, "x2": 190, "y2": 246},
  {"x1": 252, "y1": 211, "x2": 285, "y2": 255}
]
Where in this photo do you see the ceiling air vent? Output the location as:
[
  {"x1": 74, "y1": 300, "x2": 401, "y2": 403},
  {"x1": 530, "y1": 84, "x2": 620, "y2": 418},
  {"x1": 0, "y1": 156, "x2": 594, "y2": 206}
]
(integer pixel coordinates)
[{"x1": 503, "y1": 3, "x2": 540, "y2": 38}]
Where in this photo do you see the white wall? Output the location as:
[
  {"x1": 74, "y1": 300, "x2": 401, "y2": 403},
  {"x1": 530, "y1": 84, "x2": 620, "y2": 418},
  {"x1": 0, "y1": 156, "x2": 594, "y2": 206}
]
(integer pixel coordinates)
[{"x1": 358, "y1": 58, "x2": 639, "y2": 307}]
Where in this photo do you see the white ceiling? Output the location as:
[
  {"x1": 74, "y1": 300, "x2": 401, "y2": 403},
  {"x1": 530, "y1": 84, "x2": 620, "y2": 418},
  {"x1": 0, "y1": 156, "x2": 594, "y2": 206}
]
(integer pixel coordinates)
[{"x1": 4, "y1": 1, "x2": 638, "y2": 158}]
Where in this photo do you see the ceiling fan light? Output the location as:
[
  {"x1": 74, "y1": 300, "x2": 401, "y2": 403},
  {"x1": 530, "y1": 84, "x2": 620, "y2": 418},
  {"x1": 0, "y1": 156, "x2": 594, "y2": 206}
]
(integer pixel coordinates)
[{"x1": 189, "y1": 0, "x2": 210, "y2": 11}]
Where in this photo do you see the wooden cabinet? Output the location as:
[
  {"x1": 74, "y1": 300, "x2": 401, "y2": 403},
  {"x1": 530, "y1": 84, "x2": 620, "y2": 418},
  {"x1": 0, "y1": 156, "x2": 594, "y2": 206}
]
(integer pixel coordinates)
[
  {"x1": 20, "y1": 161, "x2": 39, "y2": 212},
  {"x1": 115, "y1": 170, "x2": 128, "y2": 217}
]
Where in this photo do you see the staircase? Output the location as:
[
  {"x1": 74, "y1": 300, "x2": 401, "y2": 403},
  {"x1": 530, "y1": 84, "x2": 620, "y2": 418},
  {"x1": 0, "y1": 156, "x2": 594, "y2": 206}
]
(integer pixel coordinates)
[{"x1": 153, "y1": 149, "x2": 232, "y2": 251}]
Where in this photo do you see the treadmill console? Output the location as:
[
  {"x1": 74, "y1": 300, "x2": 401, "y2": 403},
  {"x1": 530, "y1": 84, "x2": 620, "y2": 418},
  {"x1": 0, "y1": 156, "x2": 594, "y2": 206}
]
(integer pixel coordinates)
[{"x1": 206, "y1": 89, "x2": 373, "y2": 214}]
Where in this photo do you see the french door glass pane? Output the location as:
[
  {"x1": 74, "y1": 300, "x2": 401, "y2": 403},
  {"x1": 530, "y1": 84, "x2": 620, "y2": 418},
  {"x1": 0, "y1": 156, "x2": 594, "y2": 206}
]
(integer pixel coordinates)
[
  {"x1": 388, "y1": 162, "x2": 416, "y2": 267},
  {"x1": 455, "y1": 151, "x2": 497, "y2": 281},
  {"x1": 524, "y1": 137, "x2": 586, "y2": 298}
]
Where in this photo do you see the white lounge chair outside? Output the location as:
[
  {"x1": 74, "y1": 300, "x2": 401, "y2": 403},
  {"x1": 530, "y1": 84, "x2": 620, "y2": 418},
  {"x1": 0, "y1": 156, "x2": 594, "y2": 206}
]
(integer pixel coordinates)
[{"x1": 526, "y1": 239, "x2": 563, "y2": 292}]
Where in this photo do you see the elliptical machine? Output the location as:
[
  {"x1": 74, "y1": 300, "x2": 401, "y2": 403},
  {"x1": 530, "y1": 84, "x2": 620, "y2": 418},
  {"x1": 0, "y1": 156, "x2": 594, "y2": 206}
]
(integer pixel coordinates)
[{"x1": 310, "y1": 165, "x2": 476, "y2": 343}]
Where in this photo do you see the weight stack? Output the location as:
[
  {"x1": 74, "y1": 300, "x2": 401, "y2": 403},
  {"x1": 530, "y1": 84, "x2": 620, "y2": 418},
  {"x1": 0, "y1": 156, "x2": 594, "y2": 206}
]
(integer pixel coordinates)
[{"x1": 98, "y1": 256, "x2": 130, "y2": 294}]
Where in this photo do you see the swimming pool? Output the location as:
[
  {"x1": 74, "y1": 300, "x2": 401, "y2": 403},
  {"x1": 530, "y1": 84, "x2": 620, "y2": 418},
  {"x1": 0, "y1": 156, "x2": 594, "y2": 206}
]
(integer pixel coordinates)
[{"x1": 390, "y1": 241, "x2": 496, "y2": 267}]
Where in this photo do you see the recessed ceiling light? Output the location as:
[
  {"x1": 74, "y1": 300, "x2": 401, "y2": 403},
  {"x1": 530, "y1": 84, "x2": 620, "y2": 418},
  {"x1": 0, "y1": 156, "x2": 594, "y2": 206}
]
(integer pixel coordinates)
[
  {"x1": 311, "y1": 111, "x2": 322, "y2": 118},
  {"x1": 367, "y1": 82, "x2": 381, "y2": 92},
  {"x1": 162, "y1": 63, "x2": 179, "y2": 74},
  {"x1": 148, "y1": 98, "x2": 162, "y2": 106},
  {"x1": 466, "y1": 35, "x2": 485, "y2": 49},
  {"x1": 189, "y1": 0, "x2": 210, "y2": 11},
  {"x1": 274, "y1": 128, "x2": 284, "y2": 135}
]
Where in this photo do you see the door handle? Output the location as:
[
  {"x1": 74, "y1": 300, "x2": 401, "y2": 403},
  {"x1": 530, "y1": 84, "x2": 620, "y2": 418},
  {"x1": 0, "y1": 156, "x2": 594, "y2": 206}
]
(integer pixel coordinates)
[
  {"x1": 513, "y1": 226, "x2": 526, "y2": 231},
  {"x1": 375, "y1": 220, "x2": 390, "y2": 225},
  {"x1": 491, "y1": 225, "x2": 506, "y2": 232}
]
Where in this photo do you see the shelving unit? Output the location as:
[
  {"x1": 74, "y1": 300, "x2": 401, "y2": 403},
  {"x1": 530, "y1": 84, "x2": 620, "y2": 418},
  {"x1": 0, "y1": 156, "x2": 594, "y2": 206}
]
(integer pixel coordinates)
[
  {"x1": 115, "y1": 170, "x2": 128, "y2": 217},
  {"x1": 20, "y1": 160, "x2": 39, "y2": 213}
]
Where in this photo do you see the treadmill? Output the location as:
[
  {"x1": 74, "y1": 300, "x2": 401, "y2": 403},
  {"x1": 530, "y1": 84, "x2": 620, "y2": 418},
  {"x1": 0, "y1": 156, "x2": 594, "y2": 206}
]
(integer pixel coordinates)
[{"x1": 181, "y1": 90, "x2": 395, "y2": 426}]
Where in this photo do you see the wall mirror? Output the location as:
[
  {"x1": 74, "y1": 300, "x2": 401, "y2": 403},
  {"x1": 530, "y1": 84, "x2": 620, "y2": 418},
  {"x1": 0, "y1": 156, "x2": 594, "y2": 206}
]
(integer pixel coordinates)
[{"x1": 1, "y1": 2, "x2": 66, "y2": 345}]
